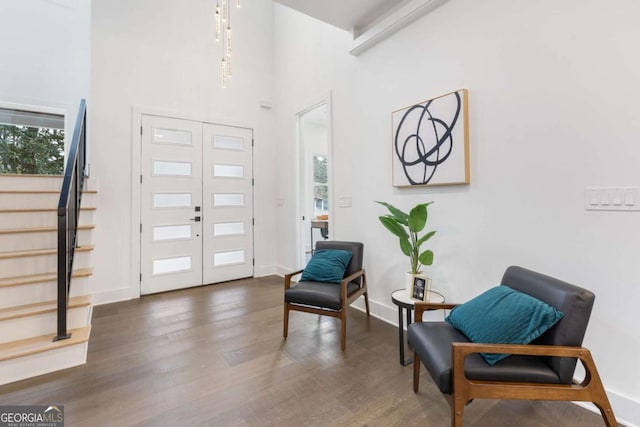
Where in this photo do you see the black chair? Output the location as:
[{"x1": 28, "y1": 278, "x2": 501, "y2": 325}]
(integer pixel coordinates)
[
  {"x1": 283, "y1": 241, "x2": 369, "y2": 350},
  {"x1": 408, "y1": 266, "x2": 616, "y2": 427}
]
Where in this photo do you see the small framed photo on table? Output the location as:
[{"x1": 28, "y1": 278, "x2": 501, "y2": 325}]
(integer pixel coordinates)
[{"x1": 411, "y1": 276, "x2": 432, "y2": 302}]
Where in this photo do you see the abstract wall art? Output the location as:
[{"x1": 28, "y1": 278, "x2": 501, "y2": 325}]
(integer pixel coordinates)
[{"x1": 391, "y1": 89, "x2": 469, "y2": 187}]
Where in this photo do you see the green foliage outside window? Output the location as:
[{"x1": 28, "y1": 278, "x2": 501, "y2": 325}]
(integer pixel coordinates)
[
  {"x1": 0, "y1": 124, "x2": 64, "y2": 175},
  {"x1": 313, "y1": 155, "x2": 328, "y2": 203},
  {"x1": 313, "y1": 155, "x2": 327, "y2": 184}
]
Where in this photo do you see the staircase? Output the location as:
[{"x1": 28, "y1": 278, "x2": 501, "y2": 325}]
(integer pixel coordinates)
[{"x1": 0, "y1": 174, "x2": 95, "y2": 385}]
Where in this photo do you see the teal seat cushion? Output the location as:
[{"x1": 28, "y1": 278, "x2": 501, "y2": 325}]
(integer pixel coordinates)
[
  {"x1": 300, "y1": 249, "x2": 353, "y2": 284},
  {"x1": 445, "y1": 285, "x2": 564, "y2": 365}
]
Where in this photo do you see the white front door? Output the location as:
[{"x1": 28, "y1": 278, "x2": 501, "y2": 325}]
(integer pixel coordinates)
[
  {"x1": 202, "y1": 124, "x2": 254, "y2": 284},
  {"x1": 140, "y1": 115, "x2": 253, "y2": 295},
  {"x1": 141, "y1": 115, "x2": 203, "y2": 294}
]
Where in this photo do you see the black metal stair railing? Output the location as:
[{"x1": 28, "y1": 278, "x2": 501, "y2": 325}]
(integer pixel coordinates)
[{"x1": 54, "y1": 99, "x2": 87, "y2": 342}]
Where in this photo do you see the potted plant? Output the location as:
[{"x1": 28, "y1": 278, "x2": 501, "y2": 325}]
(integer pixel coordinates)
[{"x1": 375, "y1": 201, "x2": 436, "y2": 297}]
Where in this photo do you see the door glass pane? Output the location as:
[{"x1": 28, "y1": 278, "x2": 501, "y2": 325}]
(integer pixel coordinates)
[
  {"x1": 153, "y1": 225, "x2": 192, "y2": 241},
  {"x1": 214, "y1": 250, "x2": 245, "y2": 266},
  {"x1": 213, "y1": 135, "x2": 243, "y2": 150},
  {"x1": 153, "y1": 160, "x2": 192, "y2": 176},
  {"x1": 213, "y1": 193, "x2": 244, "y2": 207},
  {"x1": 153, "y1": 193, "x2": 192, "y2": 208},
  {"x1": 213, "y1": 164, "x2": 244, "y2": 178},
  {"x1": 153, "y1": 128, "x2": 192, "y2": 145},
  {"x1": 153, "y1": 256, "x2": 192, "y2": 275},
  {"x1": 214, "y1": 222, "x2": 245, "y2": 236}
]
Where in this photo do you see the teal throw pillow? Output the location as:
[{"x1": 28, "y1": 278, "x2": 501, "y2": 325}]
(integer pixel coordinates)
[
  {"x1": 445, "y1": 285, "x2": 564, "y2": 365},
  {"x1": 300, "y1": 249, "x2": 353, "y2": 284}
]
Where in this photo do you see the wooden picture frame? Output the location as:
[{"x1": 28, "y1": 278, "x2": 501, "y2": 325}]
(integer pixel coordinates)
[
  {"x1": 391, "y1": 89, "x2": 470, "y2": 187},
  {"x1": 411, "y1": 276, "x2": 431, "y2": 302}
]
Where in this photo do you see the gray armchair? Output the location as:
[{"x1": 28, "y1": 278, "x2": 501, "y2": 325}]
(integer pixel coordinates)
[
  {"x1": 283, "y1": 241, "x2": 369, "y2": 350},
  {"x1": 408, "y1": 266, "x2": 617, "y2": 427}
]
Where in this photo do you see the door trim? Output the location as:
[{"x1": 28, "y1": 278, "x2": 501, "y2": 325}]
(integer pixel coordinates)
[
  {"x1": 294, "y1": 92, "x2": 334, "y2": 269},
  {"x1": 131, "y1": 105, "x2": 254, "y2": 299}
]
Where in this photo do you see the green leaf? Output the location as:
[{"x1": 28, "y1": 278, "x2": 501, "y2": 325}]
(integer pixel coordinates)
[
  {"x1": 408, "y1": 204, "x2": 427, "y2": 232},
  {"x1": 416, "y1": 230, "x2": 437, "y2": 248},
  {"x1": 375, "y1": 201, "x2": 408, "y2": 225},
  {"x1": 378, "y1": 216, "x2": 408, "y2": 239},
  {"x1": 399, "y1": 236, "x2": 412, "y2": 256},
  {"x1": 419, "y1": 250, "x2": 434, "y2": 266}
]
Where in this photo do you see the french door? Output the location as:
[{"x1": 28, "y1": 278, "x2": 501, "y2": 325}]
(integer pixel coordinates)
[{"x1": 140, "y1": 114, "x2": 253, "y2": 295}]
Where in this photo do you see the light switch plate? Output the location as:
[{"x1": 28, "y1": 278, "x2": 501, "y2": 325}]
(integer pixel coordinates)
[
  {"x1": 338, "y1": 196, "x2": 352, "y2": 207},
  {"x1": 584, "y1": 187, "x2": 640, "y2": 211}
]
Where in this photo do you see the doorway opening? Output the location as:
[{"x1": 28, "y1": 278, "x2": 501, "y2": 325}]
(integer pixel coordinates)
[{"x1": 296, "y1": 98, "x2": 332, "y2": 268}]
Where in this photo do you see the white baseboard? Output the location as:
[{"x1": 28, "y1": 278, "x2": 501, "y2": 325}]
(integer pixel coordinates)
[
  {"x1": 351, "y1": 296, "x2": 447, "y2": 327},
  {"x1": 254, "y1": 264, "x2": 278, "y2": 277},
  {"x1": 575, "y1": 393, "x2": 639, "y2": 427},
  {"x1": 91, "y1": 286, "x2": 137, "y2": 306},
  {"x1": 275, "y1": 264, "x2": 295, "y2": 277}
]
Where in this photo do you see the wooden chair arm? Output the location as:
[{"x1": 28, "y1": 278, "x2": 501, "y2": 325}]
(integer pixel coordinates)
[
  {"x1": 414, "y1": 302, "x2": 459, "y2": 322},
  {"x1": 341, "y1": 269, "x2": 365, "y2": 285},
  {"x1": 284, "y1": 269, "x2": 305, "y2": 290},
  {"x1": 452, "y1": 342, "x2": 589, "y2": 359},
  {"x1": 450, "y1": 343, "x2": 610, "y2": 403},
  {"x1": 286, "y1": 269, "x2": 365, "y2": 293},
  {"x1": 452, "y1": 343, "x2": 599, "y2": 388},
  {"x1": 340, "y1": 269, "x2": 366, "y2": 301}
]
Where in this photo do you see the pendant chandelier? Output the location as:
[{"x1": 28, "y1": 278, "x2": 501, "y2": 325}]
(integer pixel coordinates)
[{"x1": 215, "y1": 0, "x2": 241, "y2": 88}]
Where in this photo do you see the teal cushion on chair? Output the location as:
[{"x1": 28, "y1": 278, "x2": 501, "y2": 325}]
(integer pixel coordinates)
[
  {"x1": 445, "y1": 285, "x2": 564, "y2": 365},
  {"x1": 300, "y1": 249, "x2": 353, "y2": 284}
]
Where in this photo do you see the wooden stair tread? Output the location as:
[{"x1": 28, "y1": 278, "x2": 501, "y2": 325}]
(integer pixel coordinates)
[
  {"x1": 0, "y1": 245, "x2": 94, "y2": 259},
  {"x1": 0, "y1": 207, "x2": 96, "y2": 213},
  {"x1": 0, "y1": 325, "x2": 91, "y2": 362},
  {"x1": 0, "y1": 225, "x2": 95, "y2": 235},
  {"x1": 0, "y1": 295, "x2": 91, "y2": 321},
  {"x1": 0, "y1": 268, "x2": 93, "y2": 288}
]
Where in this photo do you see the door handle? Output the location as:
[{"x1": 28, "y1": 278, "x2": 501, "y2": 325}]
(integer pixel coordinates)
[{"x1": 189, "y1": 216, "x2": 201, "y2": 222}]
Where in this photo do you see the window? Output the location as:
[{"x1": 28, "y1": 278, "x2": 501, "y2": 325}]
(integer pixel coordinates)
[
  {"x1": 313, "y1": 155, "x2": 328, "y2": 216},
  {"x1": 0, "y1": 107, "x2": 65, "y2": 175}
]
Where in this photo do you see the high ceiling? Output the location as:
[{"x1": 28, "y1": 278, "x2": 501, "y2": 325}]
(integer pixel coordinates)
[{"x1": 273, "y1": 0, "x2": 406, "y2": 32}]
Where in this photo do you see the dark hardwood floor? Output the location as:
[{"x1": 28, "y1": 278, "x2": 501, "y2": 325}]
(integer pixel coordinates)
[{"x1": 0, "y1": 276, "x2": 614, "y2": 426}]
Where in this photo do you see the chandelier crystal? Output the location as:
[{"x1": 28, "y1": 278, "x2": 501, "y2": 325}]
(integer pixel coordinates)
[{"x1": 216, "y1": 0, "x2": 240, "y2": 88}]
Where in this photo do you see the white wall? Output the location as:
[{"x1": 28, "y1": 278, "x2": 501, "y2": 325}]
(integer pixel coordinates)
[
  {"x1": 273, "y1": 0, "x2": 640, "y2": 425},
  {"x1": 0, "y1": 0, "x2": 90, "y2": 136},
  {"x1": 90, "y1": 0, "x2": 277, "y2": 303}
]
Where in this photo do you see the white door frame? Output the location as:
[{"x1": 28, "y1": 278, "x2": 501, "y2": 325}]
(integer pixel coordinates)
[
  {"x1": 131, "y1": 106, "x2": 255, "y2": 299},
  {"x1": 294, "y1": 92, "x2": 334, "y2": 269}
]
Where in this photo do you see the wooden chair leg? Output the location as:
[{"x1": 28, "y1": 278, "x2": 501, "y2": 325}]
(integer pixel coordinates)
[
  {"x1": 283, "y1": 304, "x2": 289, "y2": 338},
  {"x1": 364, "y1": 292, "x2": 370, "y2": 316},
  {"x1": 452, "y1": 393, "x2": 465, "y2": 427},
  {"x1": 340, "y1": 312, "x2": 347, "y2": 351},
  {"x1": 581, "y1": 352, "x2": 617, "y2": 427},
  {"x1": 595, "y1": 403, "x2": 618, "y2": 427},
  {"x1": 413, "y1": 351, "x2": 421, "y2": 392}
]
